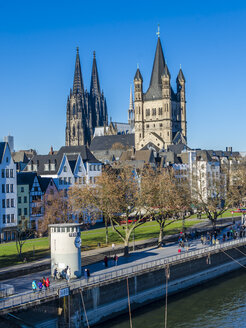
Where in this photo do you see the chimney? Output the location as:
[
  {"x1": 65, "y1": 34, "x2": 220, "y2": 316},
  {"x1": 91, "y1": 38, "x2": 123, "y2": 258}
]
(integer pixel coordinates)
[
  {"x1": 49, "y1": 146, "x2": 54, "y2": 155},
  {"x1": 226, "y1": 147, "x2": 232, "y2": 153}
]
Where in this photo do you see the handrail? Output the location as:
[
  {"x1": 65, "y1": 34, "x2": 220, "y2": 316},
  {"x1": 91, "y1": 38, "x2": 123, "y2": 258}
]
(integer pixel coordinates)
[{"x1": 1, "y1": 236, "x2": 246, "y2": 312}]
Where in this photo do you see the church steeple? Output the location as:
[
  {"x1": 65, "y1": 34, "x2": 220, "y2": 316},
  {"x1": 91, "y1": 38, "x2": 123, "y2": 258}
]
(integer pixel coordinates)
[
  {"x1": 145, "y1": 37, "x2": 166, "y2": 100},
  {"x1": 90, "y1": 51, "x2": 101, "y2": 97},
  {"x1": 73, "y1": 47, "x2": 84, "y2": 95}
]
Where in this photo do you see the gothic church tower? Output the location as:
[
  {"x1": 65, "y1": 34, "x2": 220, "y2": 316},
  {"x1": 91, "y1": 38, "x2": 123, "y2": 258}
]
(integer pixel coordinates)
[
  {"x1": 134, "y1": 32, "x2": 187, "y2": 151},
  {"x1": 66, "y1": 48, "x2": 108, "y2": 146}
]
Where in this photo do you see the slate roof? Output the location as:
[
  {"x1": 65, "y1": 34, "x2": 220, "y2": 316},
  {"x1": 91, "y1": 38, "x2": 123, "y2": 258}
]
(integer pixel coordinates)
[
  {"x1": 24, "y1": 145, "x2": 100, "y2": 176},
  {"x1": 0, "y1": 142, "x2": 6, "y2": 164},
  {"x1": 90, "y1": 134, "x2": 135, "y2": 151},
  {"x1": 167, "y1": 143, "x2": 190, "y2": 154},
  {"x1": 17, "y1": 172, "x2": 37, "y2": 189},
  {"x1": 134, "y1": 68, "x2": 143, "y2": 81},
  {"x1": 12, "y1": 151, "x2": 29, "y2": 164},
  {"x1": 176, "y1": 68, "x2": 185, "y2": 83},
  {"x1": 38, "y1": 176, "x2": 55, "y2": 193}
]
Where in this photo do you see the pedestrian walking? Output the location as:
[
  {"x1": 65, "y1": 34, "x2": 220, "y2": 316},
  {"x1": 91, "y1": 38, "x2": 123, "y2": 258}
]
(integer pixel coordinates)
[
  {"x1": 42, "y1": 277, "x2": 46, "y2": 289},
  {"x1": 32, "y1": 280, "x2": 37, "y2": 293},
  {"x1": 114, "y1": 254, "x2": 118, "y2": 266},
  {"x1": 54, "y1": 267, "x2": 58, "y2": 280},
  {"x1": 45, "y1": 277, "x2": 50, "y2": 290},
  {"x1": 38, "y1": 280, "x2": 43, "y2": 292},
  {"x1": 104, "y1": 256, "x2": 108, "y2": 268}
]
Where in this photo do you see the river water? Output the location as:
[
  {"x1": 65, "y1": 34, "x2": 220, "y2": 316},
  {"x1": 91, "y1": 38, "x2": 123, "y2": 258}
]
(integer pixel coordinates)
[{"x1": 100, "y1": 269, "x2": 246, "y2": 328}]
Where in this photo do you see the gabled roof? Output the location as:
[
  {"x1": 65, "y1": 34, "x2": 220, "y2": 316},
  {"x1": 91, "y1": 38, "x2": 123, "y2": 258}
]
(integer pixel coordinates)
[
  {"x1": 167, "y1": 143, "x2": 190, "y2": 154},
  {"x1": 0, "y1": 142, "x2": 6, "y2": 164},
  {"x1": 90, "y1": 134, "x2": 135, "y2": 151},
  {"x1": 23, "y1": 145, "x2": 101, "y2": 176},
  {"x1": 12, "y1": 151, "x2": 29, "y2": 164},
  {"x1": 17, "y1": 172, "x2": 37, "y2": 189},
  {"x1": 38, "y1": 176, "x2": 55, "y2": 193}
]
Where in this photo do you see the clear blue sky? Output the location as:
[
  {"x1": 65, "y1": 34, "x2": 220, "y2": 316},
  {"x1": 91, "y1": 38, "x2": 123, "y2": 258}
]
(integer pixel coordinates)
[{"x1": 0, "y1": 0, "x2": 246, "y2": 153}]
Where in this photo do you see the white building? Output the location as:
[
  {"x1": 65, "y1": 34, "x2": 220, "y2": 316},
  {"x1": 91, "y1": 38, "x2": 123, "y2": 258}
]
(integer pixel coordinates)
[
  {"x1": 24, "y1": 146, "x2": 102, "y2": 193},
  {"x1": 0, "y1": 142, "x2": 17, "y2": 242}
]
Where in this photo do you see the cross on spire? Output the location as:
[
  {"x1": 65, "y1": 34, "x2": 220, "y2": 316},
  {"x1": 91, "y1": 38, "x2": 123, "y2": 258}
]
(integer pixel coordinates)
[{"x1": 156, "y1": 24, "x2": 160, "y2": 38}]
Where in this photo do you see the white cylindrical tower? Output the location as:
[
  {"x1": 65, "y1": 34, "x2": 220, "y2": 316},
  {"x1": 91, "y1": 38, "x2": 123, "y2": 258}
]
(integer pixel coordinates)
[{"x1": 49, "y1": 223, "x2": 82, "y2": 278}]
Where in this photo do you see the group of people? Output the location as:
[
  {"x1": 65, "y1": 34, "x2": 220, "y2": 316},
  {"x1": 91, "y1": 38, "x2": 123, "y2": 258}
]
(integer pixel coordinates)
[
  {"x1": 103, "y1": 255, "x2": 119, "y2": 267},
  {"x1": 53, "y1": 265, "x2": 71, "y2": 282},
  {"x1": 32, "y1": 276, "x2": 50, "y2": 292}
]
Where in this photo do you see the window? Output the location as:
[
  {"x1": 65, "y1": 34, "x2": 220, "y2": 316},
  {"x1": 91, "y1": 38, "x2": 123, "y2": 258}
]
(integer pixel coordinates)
[
  {"x1": 158, "y1": 107, "x2": 163, "y2": 115},
  {"x1": 68, "y1": 177, "x2": 71, "y2": 184},
  {"x1": 2, "y1": 184, "x2": 5, "y2": 193},
  {"x1": 2, "y1": 215, "x2": 6, "y2": 224},
  {"x1": 146, "y1": 108, "x2": 150, "y2": 116},
  {"x1": 21, "y1": 187, "x2": 24, "y2": 192},
  {"x1": 18, "y1": 197, "x2": 21, "y2": 204},
  {"x1": 11, "y1": 199, "x2": 14, "y2": 207},
  {"x1": 6, "y1": 169, "x2": 9, "y2": 178},
  {"x1": 18, "y1": 208, "x2": 21, "y2": 216},
  {"x1": 2, "y1": 199, "x2": 5, "y2": 208},
  {"x1": 98, "y1": 165, "x2": 101, "y2": 171},
  {"x1": 44, "y1": 164, "x2": 49, "y2": 171},
  {"x1": 50, "y1": 164, "x2": 55, "y2": 171},
  {"x1": 10, "y1": 184, "x2": 13, "y2": 193},
  {"x1": 64, "y1": 177, "x2": 67, "y2": 185},
  {"x1": 10, "y1": 169, "x2": 13, "y2": 178},
  {"x1": 1, "y1": 169, "x2": 4, "y2": 178},
  {"x1": 63, "y1": 166, "x2": 67, "y2": 172},
  {"x1": 146, "y1": 124, "x2": 149, "y2": 128},
  {"x1": 7, "y1": 214, "x2": 10, "y2": 223},
  {"x1": 24, "y1": 196, "x2": 27, "y2": 203},
  {"x1": 6, "y1": 184, "x2": 9, "y2": 193},
  {"x1": 6, "y1": 199, "x2": 10, "y2": 208},
  {"x1": 59, "y1": 178, "x2": 63, "y2": 185},
  {"x1": 152, "y1": 108, "x2": 156, "y2": 116},
  {"x1": 79, "y1": 166, "x2": 82, "y2": 172},
  {"x1": 6, "y1": 157, "x2": 9, "y2": 163},
  {"x1": 24, "y1": 208, "x2": 27, "y2": 215},
  {"x1": 82, "y1": 177, "x2": 86, "y2": 184},
  {"x1": 11, "y1": 214, "x2": 14, "y2": 223},
  {"x1": 89, "y1": 165, "x2": 93, "y2": 171}
]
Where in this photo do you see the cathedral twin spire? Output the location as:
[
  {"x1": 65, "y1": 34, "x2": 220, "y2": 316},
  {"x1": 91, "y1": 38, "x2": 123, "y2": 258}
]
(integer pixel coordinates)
[{"x1": 66, "y1": 48, "x2": 108, "y2": 146}]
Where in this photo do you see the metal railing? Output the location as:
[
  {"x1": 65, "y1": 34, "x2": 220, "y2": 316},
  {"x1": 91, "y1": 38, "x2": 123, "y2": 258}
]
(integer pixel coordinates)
[{"x1": 1, "y1": 236, "x2": 246, "y2": 313}]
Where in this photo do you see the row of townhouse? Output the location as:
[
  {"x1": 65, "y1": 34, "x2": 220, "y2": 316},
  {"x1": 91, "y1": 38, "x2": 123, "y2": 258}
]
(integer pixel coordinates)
[
  {"x1": 23, "y1": 146, "x2": 102, "y2": 193},
  {"x1": 0, "y1": 144, "x2": 103, "y2": 242}
]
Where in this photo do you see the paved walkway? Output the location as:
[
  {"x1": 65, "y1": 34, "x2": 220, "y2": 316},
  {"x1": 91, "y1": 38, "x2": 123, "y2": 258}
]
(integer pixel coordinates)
[{"x1": 1, "y1": 220, "x2": 241, "y2": 296}]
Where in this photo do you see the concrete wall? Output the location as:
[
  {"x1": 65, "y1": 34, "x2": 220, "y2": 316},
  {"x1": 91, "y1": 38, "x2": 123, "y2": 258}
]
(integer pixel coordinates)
[{"x1": 77, "y1": 246, "x2": 246, "y2": 326}]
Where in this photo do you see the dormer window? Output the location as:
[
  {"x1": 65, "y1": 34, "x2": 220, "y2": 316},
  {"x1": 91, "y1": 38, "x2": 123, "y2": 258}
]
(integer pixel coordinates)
[
  {"x1": 50, "y1": 164, "x2": 55, "y2": 171},
  {"x1": 44, "y1": 164, "x2": 49, "y2": 171}
]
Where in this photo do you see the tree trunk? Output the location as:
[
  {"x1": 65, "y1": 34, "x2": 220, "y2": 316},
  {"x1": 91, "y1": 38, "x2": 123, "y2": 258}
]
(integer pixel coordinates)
[
  {"x1": 105, "y1": 219, "x2": 108, "y2": 245},
  {"x1": 158, "y1": 223, "x2": 164, "y2": 247},
  {"x1": 124, "y1": 233, "x2": 130, "y2": 256}
]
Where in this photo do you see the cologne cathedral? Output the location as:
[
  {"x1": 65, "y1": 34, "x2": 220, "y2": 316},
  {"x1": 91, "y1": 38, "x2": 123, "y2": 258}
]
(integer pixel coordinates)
[{"x1": 65, "y1": 48, "x2": 108, "y2": 146}]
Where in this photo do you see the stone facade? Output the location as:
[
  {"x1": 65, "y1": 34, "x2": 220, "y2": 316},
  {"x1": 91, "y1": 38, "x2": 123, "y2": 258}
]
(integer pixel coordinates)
[
  {"x1": 66, "y1": 48, "x2": 108, "y2": 146},
  {"x1": 134, "y1": 36, "x2": 187, "y2": 151}
]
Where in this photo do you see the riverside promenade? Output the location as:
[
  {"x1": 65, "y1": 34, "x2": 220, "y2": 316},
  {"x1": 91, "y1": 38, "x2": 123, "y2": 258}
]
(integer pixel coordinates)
[{"x1": 0, "y1": 217, "x2": 244, "y2": 316}]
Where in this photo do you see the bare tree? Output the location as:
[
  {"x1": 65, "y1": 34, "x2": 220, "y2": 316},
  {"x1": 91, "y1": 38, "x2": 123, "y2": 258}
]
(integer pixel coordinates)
[
  {"x1": 191, "y1": 160, "x2": 246, "y2": 229},
  {"x1": 38, "y1": 190, "x2": 72, "y2": 235},
  {"x1": 141, "y1": 168, "x2": 192, "y2": 247}
]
